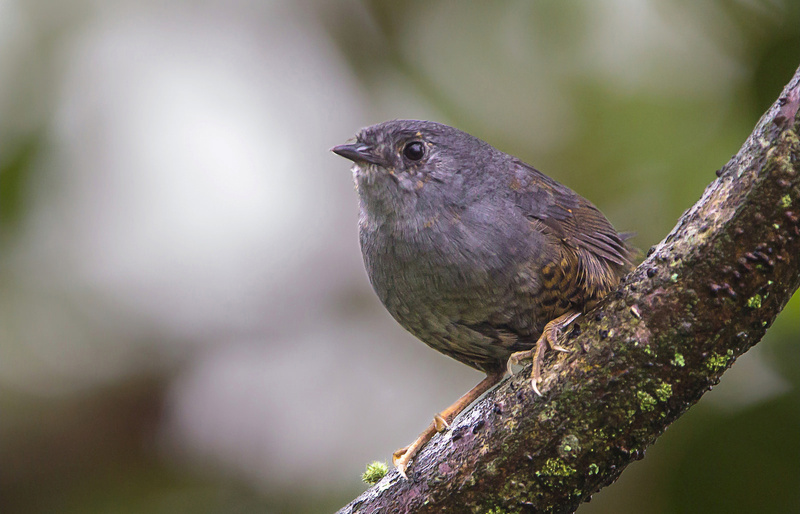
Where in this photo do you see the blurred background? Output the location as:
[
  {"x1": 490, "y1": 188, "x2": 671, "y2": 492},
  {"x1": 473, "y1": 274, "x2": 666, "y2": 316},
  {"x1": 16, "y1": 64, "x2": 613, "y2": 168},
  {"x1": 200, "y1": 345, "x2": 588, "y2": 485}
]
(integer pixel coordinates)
[{"x1": 1, "y1": 1, "x2": 798, "y2": 513}]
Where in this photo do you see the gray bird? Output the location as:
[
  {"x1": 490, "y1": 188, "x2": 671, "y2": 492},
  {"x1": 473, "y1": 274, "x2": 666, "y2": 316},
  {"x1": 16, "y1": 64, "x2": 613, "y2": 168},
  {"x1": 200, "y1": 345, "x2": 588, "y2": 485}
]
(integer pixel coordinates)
[{"x1": 332, "y1": 120, "x2": 632, "y2": 477}]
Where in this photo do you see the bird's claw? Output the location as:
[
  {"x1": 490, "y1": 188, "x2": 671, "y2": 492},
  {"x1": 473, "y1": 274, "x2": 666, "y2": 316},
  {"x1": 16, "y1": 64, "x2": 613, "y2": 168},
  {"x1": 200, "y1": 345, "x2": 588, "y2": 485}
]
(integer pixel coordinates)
[
  {"x1": 506, "y1": 311, "x2": 581, "y2": 395},
  {"x1": 506, "y1": 349, "x2": 533, "y2": 375},
  {"x1": 434, "y1": 414, "x2": 449, "y2": 432},
  {"x1": 392, "y1": 446, "x2": 411, "y2": 479},
  {"x1": 531, "y1": 378, "x2": 542, "y2": 397}
]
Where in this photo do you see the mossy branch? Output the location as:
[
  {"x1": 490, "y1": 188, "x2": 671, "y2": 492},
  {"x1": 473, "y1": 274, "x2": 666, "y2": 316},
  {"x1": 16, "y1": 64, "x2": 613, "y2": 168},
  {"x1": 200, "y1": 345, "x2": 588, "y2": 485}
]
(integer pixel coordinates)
[{"x1": 337, "y1": 65, "x2": 800, "y2": 514}]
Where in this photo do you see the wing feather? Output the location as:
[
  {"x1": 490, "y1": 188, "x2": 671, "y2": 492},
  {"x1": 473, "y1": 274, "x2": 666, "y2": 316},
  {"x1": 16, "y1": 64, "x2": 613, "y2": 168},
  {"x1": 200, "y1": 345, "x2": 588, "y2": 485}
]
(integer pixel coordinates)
[{"x1": 512, "y1": 160, "x2": 631, "y2": 269}]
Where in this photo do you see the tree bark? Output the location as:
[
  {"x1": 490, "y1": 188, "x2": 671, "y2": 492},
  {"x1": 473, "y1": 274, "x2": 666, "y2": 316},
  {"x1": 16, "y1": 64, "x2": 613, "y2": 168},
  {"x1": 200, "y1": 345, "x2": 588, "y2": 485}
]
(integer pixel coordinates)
[{"x1": 337, "y1": 65, "x2": 800, "y2": 514}]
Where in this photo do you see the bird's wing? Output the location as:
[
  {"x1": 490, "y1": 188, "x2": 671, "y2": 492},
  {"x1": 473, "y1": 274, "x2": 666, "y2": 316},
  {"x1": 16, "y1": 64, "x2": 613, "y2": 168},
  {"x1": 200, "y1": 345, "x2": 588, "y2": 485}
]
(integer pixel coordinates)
[
  {"x1": 511, "y1": 160, "x2": 630, "y2": 267},
  {"x1": 509, "y1": 160, "x2": 633, "y2": 307}
]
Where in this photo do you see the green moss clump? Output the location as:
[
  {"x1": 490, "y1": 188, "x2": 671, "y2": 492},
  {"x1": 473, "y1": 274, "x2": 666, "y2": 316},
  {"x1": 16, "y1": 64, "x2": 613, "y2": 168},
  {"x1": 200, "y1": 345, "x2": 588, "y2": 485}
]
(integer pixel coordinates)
[
  {"x1": 537, "y1": 458, "x2": 576, "y2": 478},
  {"x1": 361, "y1": 461, "x2": 388, "y2": 485},
  {"x1": 588, "y1": 463, "x2": 600, "y2": 475},
  {"x1": 671, "y1": 353, "x2": 685, "y2": 367},
  {"x1": 636, "y1": 391, "x2": 657, "y2": 412},
  {"x1": 780, "y1": 194, "x2": 792, "y2": 208},
  {"x1": 485, "y1": 508, "x2": 509, "y2": 514},
  {"x1": 706, "y1": 352, "x2": 730, "y2": 372},
  {"x1": 656, "y1": 382, "x2": 673, "y2": 402},
  {"x1": 747, "y1": 294, "x2": 762, "y2": 309}
]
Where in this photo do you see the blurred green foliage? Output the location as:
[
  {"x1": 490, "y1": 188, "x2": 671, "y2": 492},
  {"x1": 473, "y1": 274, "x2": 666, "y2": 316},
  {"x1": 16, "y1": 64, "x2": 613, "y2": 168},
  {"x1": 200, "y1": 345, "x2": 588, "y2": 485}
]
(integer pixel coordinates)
[{"x1": 0, "y1": 133, "x2": 41, "y2": 237}]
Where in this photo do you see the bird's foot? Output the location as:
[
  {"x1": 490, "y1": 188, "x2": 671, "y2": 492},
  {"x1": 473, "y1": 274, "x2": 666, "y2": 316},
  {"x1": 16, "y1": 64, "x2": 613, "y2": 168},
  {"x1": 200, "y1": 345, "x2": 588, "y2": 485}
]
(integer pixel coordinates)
[
  {"x1": 507, "y1": 311, "x2": 580, "y2": 396},
  {"x1": 391, "y1": 443, "x2": 414, "y2": 480},
  {"x1": 391, "y1": 372, "x2": 505, "y2": 478},
  {"x1": 391, "y1": 414, "x2": 448, "y2": 479}
]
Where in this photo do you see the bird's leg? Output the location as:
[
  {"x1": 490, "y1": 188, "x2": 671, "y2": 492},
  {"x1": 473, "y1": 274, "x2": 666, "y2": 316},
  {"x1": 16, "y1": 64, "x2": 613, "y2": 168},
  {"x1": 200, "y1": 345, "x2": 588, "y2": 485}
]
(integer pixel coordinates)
[
  {"x1": 507, "y1": 310, "x2": 581, "y2": 396},
  {"x1": 392, "y1": 370, "x2": 505, "y2": 478}
]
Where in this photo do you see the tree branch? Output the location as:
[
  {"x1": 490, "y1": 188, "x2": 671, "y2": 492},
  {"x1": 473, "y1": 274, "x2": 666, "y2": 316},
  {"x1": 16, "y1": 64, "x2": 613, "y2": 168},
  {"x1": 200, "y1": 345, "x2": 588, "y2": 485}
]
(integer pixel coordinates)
[{"x1": 338, "y1": 65, "x2": 800, "y2": 514}]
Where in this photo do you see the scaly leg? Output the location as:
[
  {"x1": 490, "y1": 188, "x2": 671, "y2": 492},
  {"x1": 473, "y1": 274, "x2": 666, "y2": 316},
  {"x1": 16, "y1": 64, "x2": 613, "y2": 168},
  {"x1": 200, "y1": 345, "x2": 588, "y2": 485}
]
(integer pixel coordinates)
[
  {"x1": 392, "y1": 370, "x2": 505, "y2": 478},
  {"x1": 507, "y1": 310, "x2": 580, "y2": 396}
]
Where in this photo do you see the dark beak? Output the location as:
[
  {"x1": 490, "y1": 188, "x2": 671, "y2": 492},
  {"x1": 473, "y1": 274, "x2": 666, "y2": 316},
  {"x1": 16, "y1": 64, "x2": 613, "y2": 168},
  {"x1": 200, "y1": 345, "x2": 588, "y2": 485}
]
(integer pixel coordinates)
[{"x1": 331, "y1": 143, "x2": 384, "y2": 166}]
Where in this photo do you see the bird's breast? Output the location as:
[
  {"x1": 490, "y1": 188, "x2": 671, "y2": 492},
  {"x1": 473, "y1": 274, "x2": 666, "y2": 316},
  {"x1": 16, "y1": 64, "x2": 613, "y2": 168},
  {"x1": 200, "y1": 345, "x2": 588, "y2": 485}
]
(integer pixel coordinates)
[{"x1": 360, "y1": 205, "x2": 545, "y2": 316}]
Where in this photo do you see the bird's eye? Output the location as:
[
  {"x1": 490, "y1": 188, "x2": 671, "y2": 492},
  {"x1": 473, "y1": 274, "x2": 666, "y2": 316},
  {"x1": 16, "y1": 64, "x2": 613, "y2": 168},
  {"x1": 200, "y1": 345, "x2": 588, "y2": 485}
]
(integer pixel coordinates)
[{"x1": 402, "y1": 141, "x2": 425, "y2": 161}]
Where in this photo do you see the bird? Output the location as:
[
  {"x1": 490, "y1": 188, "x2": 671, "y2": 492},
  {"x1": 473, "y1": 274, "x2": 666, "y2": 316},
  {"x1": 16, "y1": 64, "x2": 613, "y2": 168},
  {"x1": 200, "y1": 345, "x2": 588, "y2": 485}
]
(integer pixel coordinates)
[{"x1": 332, "y1": 119, "x2": 632, "y2": 478}]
